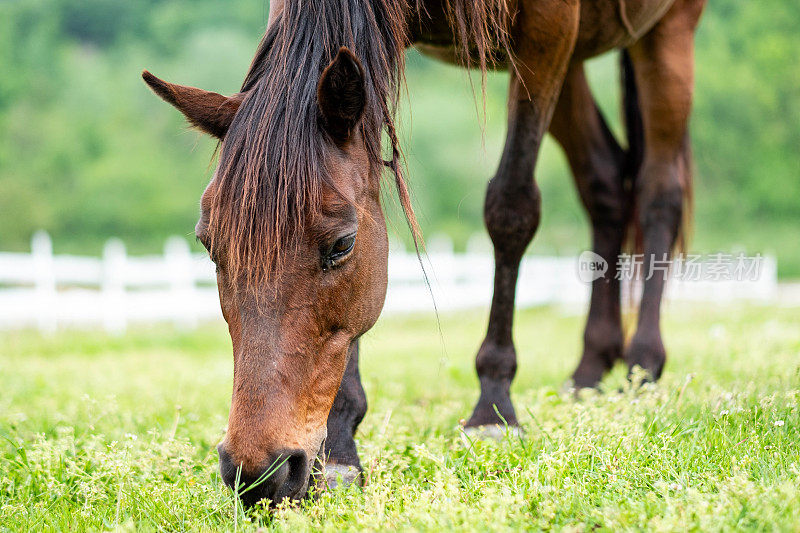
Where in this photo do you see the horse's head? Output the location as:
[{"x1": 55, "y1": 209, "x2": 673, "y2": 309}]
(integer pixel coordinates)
[{"x1": 144, "y1": 48, "x2": 392, "y2": 504}]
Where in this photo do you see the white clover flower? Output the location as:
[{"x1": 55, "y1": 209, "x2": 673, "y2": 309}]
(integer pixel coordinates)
[{"x1": 774, "y1": 420, "x2": 785, "y2": 427}]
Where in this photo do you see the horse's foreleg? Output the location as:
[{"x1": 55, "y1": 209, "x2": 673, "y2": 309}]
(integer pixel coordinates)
[
  {"x1": 320, "y1": 340, "x2": 366, "y2": 488},
  {"x1": 549, "y1": 63, "x2": 628, "y2": 388},
  {"x1": 624, "y1": 0, "x2": 704, "y2": 379},
  {"x1": 465, "y1": 0, "x2": 579, "y2": 429},
  {"x1": 466, "y1": 92, "x2": 542, "y2": 428}
]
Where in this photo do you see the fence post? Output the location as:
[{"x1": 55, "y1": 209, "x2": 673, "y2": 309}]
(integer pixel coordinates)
[
  {"x1": 466, "y1": 232, "x2": 492, "y2": 255},
  {"x1": 165, "y1": 236, "x2": 196, "y2": 329},
  {"x1": 32, "y1": 231, "x2": 57, "y2": 334},
  {"x1": 102, "y1": 238, "x2": 127, "y2": 335},
  {"x1": 427, "y1": 234, "x2": 455, "y2": 307}
]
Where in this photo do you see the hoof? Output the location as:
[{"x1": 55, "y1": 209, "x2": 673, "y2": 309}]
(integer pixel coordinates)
[
  {"x1": 321, "y1": 463, "x2": 362, "y2": 490},
  {"x1": 461, "y1": 424, "x2": 523, "y2": 444},
  {"x1": 562, "y1": 379, "x2": 603, "y2": 398},
  {"x1": 561, "y1": 379, "x2": 578, "y2": 395}
]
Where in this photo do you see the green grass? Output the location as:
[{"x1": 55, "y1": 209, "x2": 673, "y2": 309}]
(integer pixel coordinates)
[{"x1": 1, "y1": 304, "x2": 799, "y2": 531}]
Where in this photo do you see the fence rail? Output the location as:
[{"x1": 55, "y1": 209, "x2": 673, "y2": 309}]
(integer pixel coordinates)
[{"x1": 0, "y1": 232, "x2": 778, "y2": 333}]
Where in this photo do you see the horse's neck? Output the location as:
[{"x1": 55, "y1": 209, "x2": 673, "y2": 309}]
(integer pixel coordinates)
[{"x1": 266, "y1": 0, "x2": 442, "y2": 47}]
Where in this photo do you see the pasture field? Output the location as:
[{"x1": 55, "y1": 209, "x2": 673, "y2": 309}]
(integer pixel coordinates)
[{"x1": 1, "y1": 304, "x2": 799, "y2": 531}]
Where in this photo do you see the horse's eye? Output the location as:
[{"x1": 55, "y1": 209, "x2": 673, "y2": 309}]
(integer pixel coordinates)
[{"x1": 322, "y1": 233, "x2": 356, "y2": 271}]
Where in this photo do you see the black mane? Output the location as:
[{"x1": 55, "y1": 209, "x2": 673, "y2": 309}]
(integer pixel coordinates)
[
  {"x1": 208, "y1": 0, "x2": 510, "y2": 288},
  {"x1": 209, "y1": 0, "x2": 409, "y2": 287}
]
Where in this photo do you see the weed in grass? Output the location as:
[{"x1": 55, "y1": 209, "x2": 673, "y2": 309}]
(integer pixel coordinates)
[{"x1": 1, "y1": 304, "x2": 799, "y2": 530}]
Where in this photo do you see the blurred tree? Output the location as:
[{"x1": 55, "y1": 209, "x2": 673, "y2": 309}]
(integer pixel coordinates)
[{"x1": 0, "y1": 0, "x2": 797, "y2": 275}]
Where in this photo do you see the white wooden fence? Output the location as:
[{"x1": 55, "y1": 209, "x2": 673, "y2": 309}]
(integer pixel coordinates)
[{"x1": 0, "y1": 232, "x2": 778, "y2": 333}]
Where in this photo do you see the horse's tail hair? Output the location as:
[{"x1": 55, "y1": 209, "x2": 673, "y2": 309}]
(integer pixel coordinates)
[
  {"x1": 675, "y1": 134, "x2": 694, "y2": 255},
  {"x1": 620, "y1": 49, "x2": 693, "y2": 256},
  {"x1": 621, "y1": 48, "x2": 645, "y2": 255}
]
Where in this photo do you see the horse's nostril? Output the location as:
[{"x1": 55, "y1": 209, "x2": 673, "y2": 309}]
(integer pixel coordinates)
[
  {"x1": 278, "y1": 449, "x2": 310, "y2": 499},
  {"x1": 217, "y1": 445, "x2": 309, "y2": 506}
]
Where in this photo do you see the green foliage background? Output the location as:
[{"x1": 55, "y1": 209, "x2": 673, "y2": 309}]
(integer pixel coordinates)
[{"x1": 1, "y1": 0, "x2": 798, "y2": 274}]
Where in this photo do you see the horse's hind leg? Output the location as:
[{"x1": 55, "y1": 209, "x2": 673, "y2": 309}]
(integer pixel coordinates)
[
  {"x1": 320, "y1": 341, "x2": 367, "y2": 488},
  {"x1": 465, "y1": 0, "x2": 579, "y2": 429},
  {"x1": 549, "y1": 63, "x2": 629, "y2": 388},
  {"x1": 625, "y1": 0, "x2": 705, "y2": 379}
]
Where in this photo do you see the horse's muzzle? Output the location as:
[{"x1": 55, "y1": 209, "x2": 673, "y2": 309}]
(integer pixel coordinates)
[{"x1": 217, "y1": 444, "x2": 310, "y2": 506}]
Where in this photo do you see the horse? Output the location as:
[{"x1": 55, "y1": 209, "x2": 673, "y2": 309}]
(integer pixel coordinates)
[{"x1": 143, "y1": 0, "x2": 705, "y2": 506}]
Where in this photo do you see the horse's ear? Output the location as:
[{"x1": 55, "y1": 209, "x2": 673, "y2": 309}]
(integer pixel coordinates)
[
  {"x1": 142, "y1": 70, "x2": 244, "y2": 139},
  {"x1": 317, "y1": 48, "x2": 366, "y2": 145}
]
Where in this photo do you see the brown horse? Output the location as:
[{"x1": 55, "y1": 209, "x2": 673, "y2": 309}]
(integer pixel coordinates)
[{"x1": 144, "y1": 0, "x2": 705, "y2": 505}]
